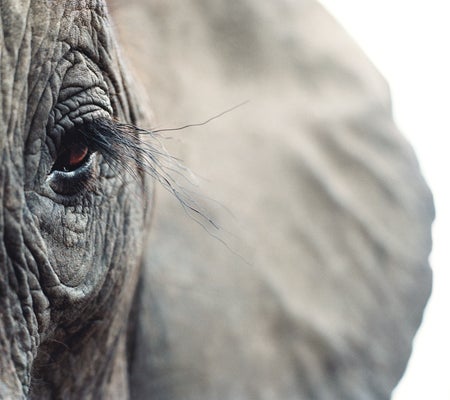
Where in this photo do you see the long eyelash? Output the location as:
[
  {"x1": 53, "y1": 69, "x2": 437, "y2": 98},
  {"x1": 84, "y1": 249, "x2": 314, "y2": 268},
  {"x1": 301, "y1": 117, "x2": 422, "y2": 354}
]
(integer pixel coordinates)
[
  {"x1": 75, "y1": 118, "x2": 218, "y2": 229},
  {"x1": 150, "y1": 101, "x2": 248, "y2": 134}
]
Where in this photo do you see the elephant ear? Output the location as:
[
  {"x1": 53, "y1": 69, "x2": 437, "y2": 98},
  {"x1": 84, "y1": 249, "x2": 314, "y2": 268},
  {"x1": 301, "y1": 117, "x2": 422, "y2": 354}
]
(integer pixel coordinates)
[{"x1": 111, "y1": 1, "x2": 433, "y2": 399}]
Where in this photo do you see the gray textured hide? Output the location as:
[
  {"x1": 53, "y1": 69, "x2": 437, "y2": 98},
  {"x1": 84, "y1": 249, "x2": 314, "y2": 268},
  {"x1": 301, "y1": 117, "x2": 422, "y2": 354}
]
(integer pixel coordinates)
[
  {"x1": 110, "y1": 1, "x2": 434, "y2": 400},
  {"x1": 0, "y1": 1, "x2": 150, "y2": 398}
]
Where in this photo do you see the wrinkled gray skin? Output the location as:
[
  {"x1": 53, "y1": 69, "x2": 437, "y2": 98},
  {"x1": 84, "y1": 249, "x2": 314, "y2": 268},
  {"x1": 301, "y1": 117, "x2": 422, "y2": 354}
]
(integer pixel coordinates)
[
  {"x1": 0, "y1": 1, "x2": 151, "y2": 398},
  {"x1": 0, "y1": 0, "x2": 433, "y2": 399}
]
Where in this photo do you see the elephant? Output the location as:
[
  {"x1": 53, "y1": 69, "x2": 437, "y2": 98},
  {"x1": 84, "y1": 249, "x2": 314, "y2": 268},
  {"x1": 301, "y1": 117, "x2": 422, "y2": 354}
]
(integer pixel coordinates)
[{"x1": 0, "y1": 0, "x2": 433, "y2": 399}]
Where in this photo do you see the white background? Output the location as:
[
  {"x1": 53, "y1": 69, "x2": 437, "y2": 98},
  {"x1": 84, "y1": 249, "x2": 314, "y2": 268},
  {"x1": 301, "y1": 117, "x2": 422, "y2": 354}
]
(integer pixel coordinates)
[{"x1": 318, "y1": 1, "x2": 449, "y2": 399}]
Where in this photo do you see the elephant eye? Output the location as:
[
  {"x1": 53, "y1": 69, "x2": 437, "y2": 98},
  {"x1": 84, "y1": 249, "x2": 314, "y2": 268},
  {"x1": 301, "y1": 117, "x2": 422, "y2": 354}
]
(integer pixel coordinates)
[
  {"x1": 52, "y1": 142, "x2": 91, "y2": 173},
  {"x1": 48, "y1": 136, "x2": 97, "y2": 197}
]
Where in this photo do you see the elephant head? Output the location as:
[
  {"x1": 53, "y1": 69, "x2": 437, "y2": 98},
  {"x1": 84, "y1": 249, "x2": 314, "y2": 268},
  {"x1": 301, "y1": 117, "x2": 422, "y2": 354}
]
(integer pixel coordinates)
[
  {"x1": 0, "y1": 0, "x2": 434, "y2": 399},
  {"x1": 0, "y1": 1, "x2": 152, "y2": 397}
]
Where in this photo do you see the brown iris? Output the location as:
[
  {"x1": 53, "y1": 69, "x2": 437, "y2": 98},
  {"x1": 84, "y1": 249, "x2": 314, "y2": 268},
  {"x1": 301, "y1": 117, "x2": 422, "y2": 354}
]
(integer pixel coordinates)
[
  {"x1": 53, "y1": 142, "x2": 90, "y2": 173},
  {"x1": 68, "y1": 143, "x2": 89, "y2": 168}
]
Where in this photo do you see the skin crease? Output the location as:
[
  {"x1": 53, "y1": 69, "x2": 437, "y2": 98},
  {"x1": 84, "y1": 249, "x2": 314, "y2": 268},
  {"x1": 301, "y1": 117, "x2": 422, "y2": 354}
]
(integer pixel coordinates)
[{"x1": 0, "y1": 0, "x2": 434, "y2": 399}]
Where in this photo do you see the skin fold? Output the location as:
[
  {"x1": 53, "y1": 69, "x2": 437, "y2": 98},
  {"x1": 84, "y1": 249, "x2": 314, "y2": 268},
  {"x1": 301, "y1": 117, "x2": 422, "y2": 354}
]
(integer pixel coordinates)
[{"x1": 0, "y1": 0, "x2": 433, "y2": 399}]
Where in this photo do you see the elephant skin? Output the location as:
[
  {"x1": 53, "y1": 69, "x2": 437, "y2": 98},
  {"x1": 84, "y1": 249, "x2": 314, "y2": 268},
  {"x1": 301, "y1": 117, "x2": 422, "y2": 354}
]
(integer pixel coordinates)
[
  {"x1": 0, "y1": 0, "x2": 433, "y2": 399},
  {"x1": 0, "y1": 1, "x2": 152, "y2": 398}
]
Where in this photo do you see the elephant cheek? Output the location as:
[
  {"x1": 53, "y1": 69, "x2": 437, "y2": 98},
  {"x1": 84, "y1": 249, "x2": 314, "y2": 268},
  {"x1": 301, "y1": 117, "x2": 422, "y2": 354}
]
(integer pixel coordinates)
[
  {"x1": 0, "y1": 291, "x2": 35, "y2": 398},
  {"x1": 42, "y1": 211, "x2": 95, "y2": 288},
  {"x1": 0, "y1": 209, "x2": 40, "y2": 396},
  {"x1": 25, "y1": 192, "x2": 110, "y2": 304}
]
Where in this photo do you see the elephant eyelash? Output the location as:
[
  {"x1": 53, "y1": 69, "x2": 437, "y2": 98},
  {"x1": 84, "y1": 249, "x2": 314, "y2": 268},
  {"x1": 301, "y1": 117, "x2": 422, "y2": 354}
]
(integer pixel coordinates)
[
  {"x1": 77, "y1": 118, "x2": 181, "y2": 185},
  {"x1": 68, "y1": 103, "x2": 246, "y2": 229},
  {"x1": 149, "y1": 101, "x2": 248, "y2": 134},
  {"x1": 74, "y1": 101, "x2": 247, "y2": 203},
  {"x1": 77, "y1": 118, "x2": 218, "y2": 229}
]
